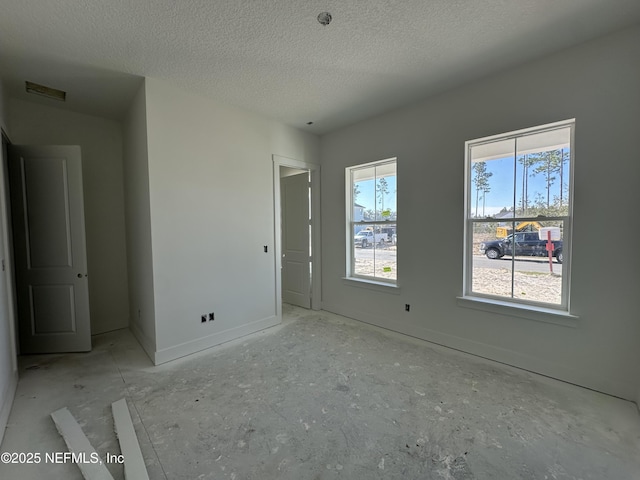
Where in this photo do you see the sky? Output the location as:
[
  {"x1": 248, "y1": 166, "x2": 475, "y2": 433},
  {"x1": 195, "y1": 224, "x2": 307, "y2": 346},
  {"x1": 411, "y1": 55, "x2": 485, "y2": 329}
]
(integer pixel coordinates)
[
  {"x1": 351, "y1": 152, "x2": 569, "y2": 218},
  {"x1": 354, "y1": 175, "x2": 397, "y2": 215},
  {"x1": 471, "y1": 153, "x2": 570, "y2": 217}
]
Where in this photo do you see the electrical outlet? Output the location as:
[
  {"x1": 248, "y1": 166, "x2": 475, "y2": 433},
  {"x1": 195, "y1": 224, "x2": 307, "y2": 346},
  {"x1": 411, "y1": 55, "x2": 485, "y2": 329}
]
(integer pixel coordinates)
[
  {"x1": 201, "y1": 315, "x2": 207, "y2": 323},
  {"x1": 405, "y1": 304, "x2": 410, "y2": 312},
  {"x1": 208, "y1": 312, "x2": 215, "y2": 321}
]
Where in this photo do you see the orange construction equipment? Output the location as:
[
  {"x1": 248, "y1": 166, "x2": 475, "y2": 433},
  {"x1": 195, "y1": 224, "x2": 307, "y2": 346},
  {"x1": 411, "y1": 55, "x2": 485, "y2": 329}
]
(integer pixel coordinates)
[{"x1": 496, "y1": 221, "x2": 543, "y2": 238}]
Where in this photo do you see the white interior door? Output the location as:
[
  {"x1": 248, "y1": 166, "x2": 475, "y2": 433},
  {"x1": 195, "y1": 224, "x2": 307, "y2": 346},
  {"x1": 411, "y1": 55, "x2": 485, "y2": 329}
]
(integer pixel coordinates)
[
  {"x1": 281, "y1": 172, "x2": 311, "y2": 308},
  {"x1": 8, "y1": 145, "x2": 91, "y2": 353}
]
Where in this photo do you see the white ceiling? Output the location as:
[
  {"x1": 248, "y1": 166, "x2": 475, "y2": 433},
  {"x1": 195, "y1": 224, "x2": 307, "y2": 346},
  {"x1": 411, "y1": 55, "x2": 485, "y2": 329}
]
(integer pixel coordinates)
[{"x1": 2, "y1": 1, "x2": 640, "y2": 134}]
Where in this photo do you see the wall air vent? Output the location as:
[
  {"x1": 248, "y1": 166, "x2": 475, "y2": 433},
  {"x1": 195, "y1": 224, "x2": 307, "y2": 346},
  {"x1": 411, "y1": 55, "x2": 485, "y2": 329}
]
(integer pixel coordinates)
[{"x1": 25, "y1": 81, "x2": 66, "y2": 101}]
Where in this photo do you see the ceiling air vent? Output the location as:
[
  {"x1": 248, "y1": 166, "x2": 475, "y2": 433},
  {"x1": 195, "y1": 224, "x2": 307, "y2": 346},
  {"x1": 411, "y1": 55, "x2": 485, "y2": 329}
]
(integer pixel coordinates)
[{"x1": 25, "y1": 81, "x2": 66, "y2": 101}]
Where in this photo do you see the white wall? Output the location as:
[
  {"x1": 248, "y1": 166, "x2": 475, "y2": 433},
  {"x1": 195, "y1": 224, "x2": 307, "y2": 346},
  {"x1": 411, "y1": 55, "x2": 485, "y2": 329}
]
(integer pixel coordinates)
[
  {"x1": 7, "y1": 99, "x2": 130, "y2": 335},
  {"x1": 0, "y1": 80, "x2": 18, "y2": 446},
  {"x1": 123, "y1": 81, "x2": 157, "y2": 358},
  {"x1": 320, "y1": 26, "x2": 640, "y2": 401},
  {"x1": 143, "y1": 78, "x2": 319, "y2": 363}
]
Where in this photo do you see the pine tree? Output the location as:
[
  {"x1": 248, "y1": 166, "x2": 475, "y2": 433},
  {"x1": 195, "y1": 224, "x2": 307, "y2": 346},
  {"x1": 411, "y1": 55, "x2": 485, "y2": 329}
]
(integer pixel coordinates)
[
  {"x1": 376, "y1": 177, "x2": 389, "y2": 219},
  {"x1": 472, "y1": 162, "x2": 492, "y2": 217},
  {"x1": 531, "y1": 150, "x2": 561, "y2": 209}
]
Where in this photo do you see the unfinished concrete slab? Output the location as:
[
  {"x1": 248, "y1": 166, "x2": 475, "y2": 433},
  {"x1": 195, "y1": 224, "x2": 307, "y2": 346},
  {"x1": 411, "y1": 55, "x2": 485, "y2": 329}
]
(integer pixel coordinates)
[{"x1": 1, "y1": 305, "x2": 639, "y2": 479}]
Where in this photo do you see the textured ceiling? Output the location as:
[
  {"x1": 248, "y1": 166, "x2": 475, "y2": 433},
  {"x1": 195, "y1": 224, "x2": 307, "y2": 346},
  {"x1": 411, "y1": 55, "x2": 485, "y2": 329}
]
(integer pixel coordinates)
[{"x1": 2, "y1": 1, "x2": 640, "y2": 134}]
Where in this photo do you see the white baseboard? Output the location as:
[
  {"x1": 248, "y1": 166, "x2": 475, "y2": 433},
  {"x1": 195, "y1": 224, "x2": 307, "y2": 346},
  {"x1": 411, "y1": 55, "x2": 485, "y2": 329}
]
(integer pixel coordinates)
[
  {"x1": 0, "y1": 369, "x2": 18, "y2": 446},
  {"x1": 321, "y1": 303, "x2": 633, "y2": 401},
  {"x1": 153, "y1": 315, "x2": 280, "y2": 365}
]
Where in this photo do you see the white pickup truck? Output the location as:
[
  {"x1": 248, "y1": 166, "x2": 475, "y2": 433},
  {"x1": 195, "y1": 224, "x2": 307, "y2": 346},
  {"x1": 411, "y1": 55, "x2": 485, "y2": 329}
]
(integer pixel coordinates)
[{"x1": 354, "y1": 230, "x2": 387, "y2": 248}]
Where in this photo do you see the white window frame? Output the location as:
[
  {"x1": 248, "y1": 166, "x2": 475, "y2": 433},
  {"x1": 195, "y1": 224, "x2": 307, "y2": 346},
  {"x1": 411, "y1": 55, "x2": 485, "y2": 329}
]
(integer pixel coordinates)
[
  {"x1": 345, "y1": 158, "x2": 397, "y2": 286},
  {"x1": 462, "y1": 120, "x2": 575, "y2": 315}
]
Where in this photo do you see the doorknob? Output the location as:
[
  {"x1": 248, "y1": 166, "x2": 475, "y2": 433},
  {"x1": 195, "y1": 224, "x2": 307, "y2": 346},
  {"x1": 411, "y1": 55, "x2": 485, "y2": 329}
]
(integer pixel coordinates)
[{"x1": 77, "y1": 273, "x2": 87, "y2": 278}]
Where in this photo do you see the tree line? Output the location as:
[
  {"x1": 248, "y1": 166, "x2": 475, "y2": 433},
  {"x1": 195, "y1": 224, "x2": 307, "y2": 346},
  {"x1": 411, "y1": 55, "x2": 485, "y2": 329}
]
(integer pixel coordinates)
[{"x1": 473, "y1": 149, "x2": 569, "y2": 218}]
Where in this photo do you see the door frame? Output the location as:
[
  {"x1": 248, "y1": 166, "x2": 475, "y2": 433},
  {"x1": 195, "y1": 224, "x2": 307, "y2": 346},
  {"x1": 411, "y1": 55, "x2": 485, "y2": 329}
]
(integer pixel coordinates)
[
  {"x1": 0, "y1": 129, "x2": 18, "y2": 359},
  {"x1": 0, "y1": 129, "x2": 19, "y2": 445},
  {"x1": 272, "y1": 155, "x2": 321, "y2": 319}
]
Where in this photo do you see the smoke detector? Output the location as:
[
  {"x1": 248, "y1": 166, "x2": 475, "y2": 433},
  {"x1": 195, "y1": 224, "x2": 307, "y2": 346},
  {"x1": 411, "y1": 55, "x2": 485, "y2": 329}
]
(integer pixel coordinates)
[{"x1": 317, "y1": 12, "x2": 332, "y2": 26}]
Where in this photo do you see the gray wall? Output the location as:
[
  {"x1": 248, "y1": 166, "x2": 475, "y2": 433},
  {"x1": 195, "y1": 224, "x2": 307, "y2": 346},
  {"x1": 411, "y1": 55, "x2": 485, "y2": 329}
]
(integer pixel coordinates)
[
  {"x1": 138, "y1": 78, "x2": 320, "y2": 363},
  {"x1": 320, "y1": 26, "x2": 640, "y2": 401},
  {"x1": 7, "y1": 99, "x2": 130, "y2": 335},
  {"x1": 123, "y1": 81, "x2": 156, "y2": 358}
]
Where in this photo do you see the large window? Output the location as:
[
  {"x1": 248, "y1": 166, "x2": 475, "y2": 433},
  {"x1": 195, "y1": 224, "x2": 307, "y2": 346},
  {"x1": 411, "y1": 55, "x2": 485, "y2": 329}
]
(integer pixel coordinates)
[
  {"x1": 346, "y1": 158, "x2": 397, "y2": 284},
  {"x1": 464, "y1": 120, "x2": 574, "y2": 310}
]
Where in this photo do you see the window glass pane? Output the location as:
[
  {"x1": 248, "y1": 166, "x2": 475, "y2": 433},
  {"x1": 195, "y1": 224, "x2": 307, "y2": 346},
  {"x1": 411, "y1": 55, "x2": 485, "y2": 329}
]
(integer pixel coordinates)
[
  {"x1": 352, "y1": 223, "x2": 397, "y2": 281},
  {"x1": 472, "y1": 220, "x2": 564, "y2": 305},
  {"x1": 353, "y1": 162, "x2": 397, "y2": 221},
  {"x1": 375, "y1": 164, "x2": 396, "y2": 222},
  {"x1": 353, "y1": 166, "x2": 376, "y2": 222},
  {"x1": 375, "y1": 223, "x2": 396, "y2": 280},
  {"x1": 471, "y1": 222, "x2": 513, "y2": 297},
  {"x1": 515, "y1": 127, "x2": 571, "y2": 218},
  {"x1": 470, "y1": 139, "x2": 515, "y2": 219}
]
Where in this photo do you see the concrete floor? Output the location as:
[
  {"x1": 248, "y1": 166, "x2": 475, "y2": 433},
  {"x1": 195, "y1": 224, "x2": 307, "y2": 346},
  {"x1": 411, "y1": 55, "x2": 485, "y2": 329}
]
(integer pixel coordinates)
[{"x1": 1, "y1": 305, "x2": 639, "y2": 479}]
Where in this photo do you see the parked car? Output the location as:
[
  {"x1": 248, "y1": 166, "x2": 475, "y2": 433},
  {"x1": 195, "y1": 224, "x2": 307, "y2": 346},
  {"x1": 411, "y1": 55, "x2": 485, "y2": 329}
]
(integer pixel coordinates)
[
  {"x1": 380, "y1": 226, "x2": 396, "y2": 242},
  {"x1": 480, "y1": 232, "x2": 563, "y2": 263},
  {"x1": 354, "y1": 230, "x2": 387, "y2": 248}
]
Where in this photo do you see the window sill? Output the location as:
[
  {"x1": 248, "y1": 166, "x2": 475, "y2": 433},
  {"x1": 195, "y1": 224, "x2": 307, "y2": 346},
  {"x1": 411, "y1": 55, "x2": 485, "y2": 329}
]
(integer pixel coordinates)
[
  {"x1": 456, "y1": 296, "x2": 578, "y2": 328},
  {"x1": 342, "y1": 277, "x2": 401, "y2": 294}
]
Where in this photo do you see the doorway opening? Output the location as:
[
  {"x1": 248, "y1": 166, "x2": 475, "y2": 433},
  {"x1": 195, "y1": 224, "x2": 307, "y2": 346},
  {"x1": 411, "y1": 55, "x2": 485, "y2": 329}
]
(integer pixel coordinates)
[{"x1": 272, "y1": 155, "x2": 320, "y2": 320}]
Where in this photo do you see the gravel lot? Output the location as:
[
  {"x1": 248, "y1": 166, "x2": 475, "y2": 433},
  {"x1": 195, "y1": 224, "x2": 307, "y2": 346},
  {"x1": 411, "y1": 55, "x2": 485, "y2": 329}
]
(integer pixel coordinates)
[
  {"x1": 353, "y1": 245, "x2": 561, "y2": 305},
  {"x1": 353, "y1": 245, "x2": 397, "y2": 280},
  {"x1": 472, "y1": 265, "x2": 561, "y2": 304}
]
